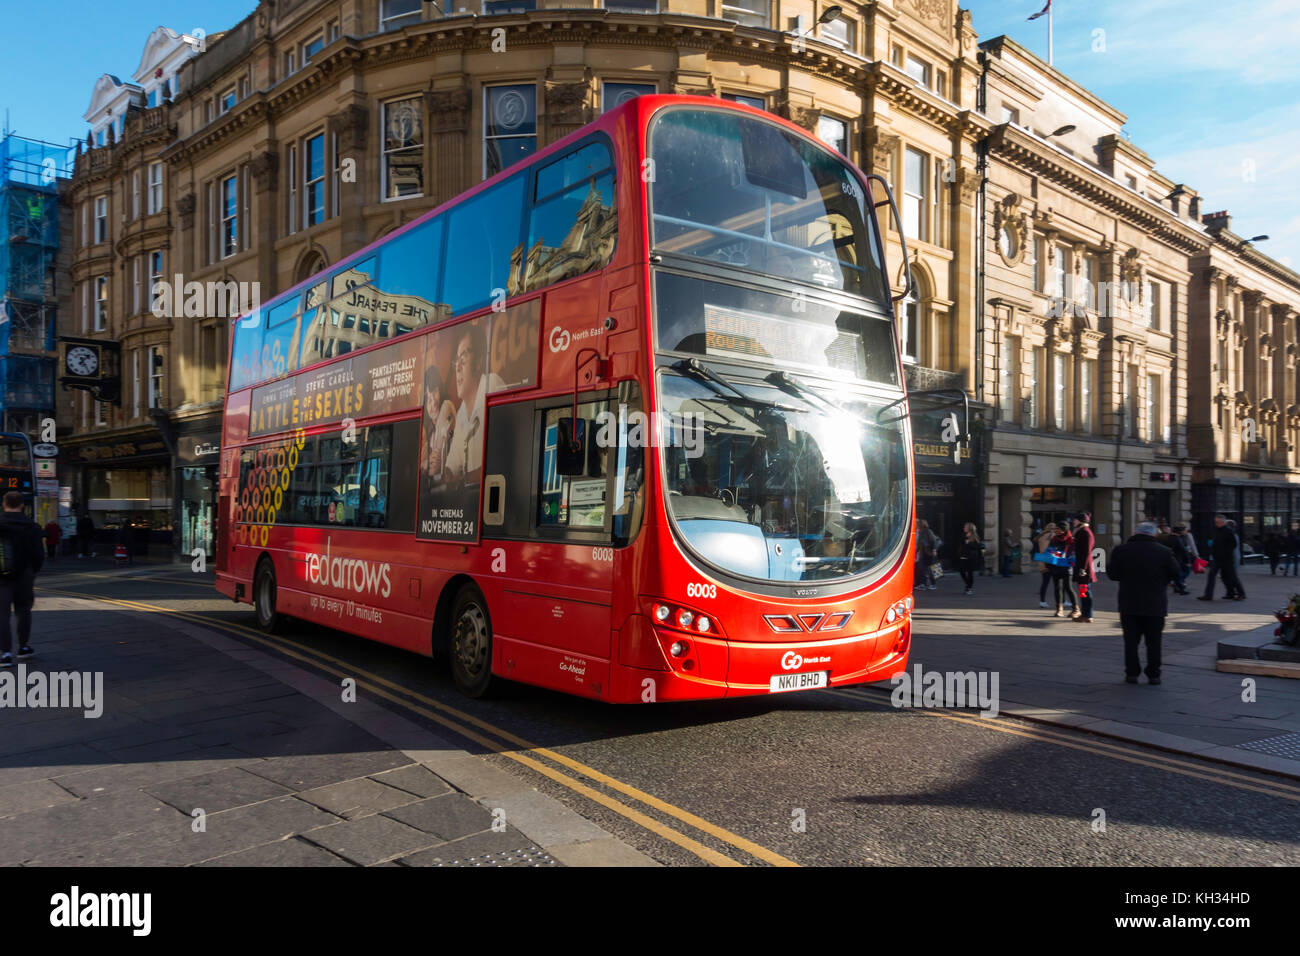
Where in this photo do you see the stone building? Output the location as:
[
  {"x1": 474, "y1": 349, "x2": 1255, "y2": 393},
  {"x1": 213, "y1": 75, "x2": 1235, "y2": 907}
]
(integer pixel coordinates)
[
  {"x1": 62, "y1": 28, "x2": 200, "y2": 556},
  {"x1": 977, "y1": 36, "x2": 1209, "y2": 564},
  {"x1": 1187, "y1": 213, "x2": 1300, "y2": 555},
  {"x1": 57, "y1": 0, "x2": 983, "y2": 558}
]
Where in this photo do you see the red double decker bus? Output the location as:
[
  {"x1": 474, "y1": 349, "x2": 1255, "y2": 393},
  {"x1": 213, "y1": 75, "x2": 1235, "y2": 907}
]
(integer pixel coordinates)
[{"x1": 215, "y1": 94, "x2": 928, "y2": 702}]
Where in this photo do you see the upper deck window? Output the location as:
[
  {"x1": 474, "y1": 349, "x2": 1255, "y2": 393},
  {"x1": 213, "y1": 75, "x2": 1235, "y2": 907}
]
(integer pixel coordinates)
[{"x1": 648, "y1": 107, "x2": 885, "y2": 304}]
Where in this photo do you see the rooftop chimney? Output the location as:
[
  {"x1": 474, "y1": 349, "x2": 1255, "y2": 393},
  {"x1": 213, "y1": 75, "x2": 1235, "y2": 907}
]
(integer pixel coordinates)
[{"x1": 1203, "y1": 209, "x2": 1231, "y2": 232}]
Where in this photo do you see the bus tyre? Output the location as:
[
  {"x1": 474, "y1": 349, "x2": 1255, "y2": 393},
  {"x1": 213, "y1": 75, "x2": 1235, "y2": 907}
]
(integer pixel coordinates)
[
  {"x1": 449, "y1": 585, "x2": 495, "y2": 698},
  {"x1": 254, "y1": 559, "x2": 282, "y2": 634}
]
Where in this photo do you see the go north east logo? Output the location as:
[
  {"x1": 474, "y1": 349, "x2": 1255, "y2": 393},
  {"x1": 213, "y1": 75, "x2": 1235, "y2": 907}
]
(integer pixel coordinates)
[{"x1": 303, "y1": 537, "x2": 392, "y2": 598}]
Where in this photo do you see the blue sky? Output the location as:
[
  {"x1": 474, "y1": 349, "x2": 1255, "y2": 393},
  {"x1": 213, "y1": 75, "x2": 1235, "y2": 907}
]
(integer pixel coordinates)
[{"x1": 1, "y1": 0, "x2": 1296, "y2": 266}]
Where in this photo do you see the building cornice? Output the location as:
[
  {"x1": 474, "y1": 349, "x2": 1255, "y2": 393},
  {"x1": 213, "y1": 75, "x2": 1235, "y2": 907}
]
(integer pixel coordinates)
[{"x1": 989, "y1": 124, "x2": 1208, "y2": 256}]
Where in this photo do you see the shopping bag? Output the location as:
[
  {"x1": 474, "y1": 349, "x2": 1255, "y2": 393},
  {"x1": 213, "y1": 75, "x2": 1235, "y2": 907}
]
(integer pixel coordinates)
[{"x1": 1193, "y1": 557, "x2": 1209, "y2": 574}]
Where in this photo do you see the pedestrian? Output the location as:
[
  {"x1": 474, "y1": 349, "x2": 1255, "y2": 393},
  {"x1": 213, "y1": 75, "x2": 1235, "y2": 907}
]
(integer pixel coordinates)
[
  {"x1": 76, "y1": 512, "x2": 95, "y2": 558},
  {"x1": 1069, "y1": 512, "x2": 1097, "y2": 623},
  {"x1": 1283, "y1": 526, "x2": 1299, "y2": 576},
  {"x1": 1176, "y1": 524, "x2": 1199, "y2": 589},
  {"x1": 0, "y1": 491, "x2": 44, "y2": 668},
  {"x1": 1107, "y1": 520, "x2": 1181, "y2": 685},
  {"x1": 1288, "y1": 526, "x2": 1300, "y2": 576},
  {"x1": 1265, "y1": 532, "x2": 1282, "y2": 575},
  {"x1": 1199, "y1": 514, "x2": 1245, "y2": 601},
  {"x1": 1000, "y1": 528, "x2": 1017, "y2": 577},
  {"x1": 1034, "y1": 522, "x2": 1059, "y2": 608},
  {"x1": 957, "y1": 523, "x2": 984, "y2": 595},
  {"x1": 1156, "y1": 521, "x2": 1190, "y2": 595},
  {"x1": 915, "y1": 519, "x2": 938, "y2": 591},
  {"x1": 43, "y1": 519, "x2": 61, "y2": 561}
]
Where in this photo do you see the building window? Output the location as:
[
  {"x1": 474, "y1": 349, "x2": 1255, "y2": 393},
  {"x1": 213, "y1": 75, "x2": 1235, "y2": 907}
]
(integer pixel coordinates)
[
  {"x1": 603, "y1": 82, "x2": 655, "y2": 112},
  {"x1": 1079, "y1": 359, "x2": 1094, "y2": 434},
  {"x1": 131, "y1": 172, "x2": 140, "y2": 219},
  {"x1": 328, "y1": 18, "x2": 341, "y2": 42},
  {"x1": 890, "y1": 44, "x2": 903, "y2": 66},
  {"x1": 1081, "y1": 254, "x2": 1097, "y2": 310},
  {"x1": 485, "y1": 0, "x2": 537, "y2": 10},
  {"x1": 204, "y1": 100, "x2": 214, "y2": 123},
  {"x1": 81, "y1": 281, "x2": 88, "y2": 333},
  {"x1": 382, "y1": 98, "x2": 424, "y2": 200},
  {"x1": 1051, "y1": 243, "x2": 1069, "y2": 299},
  {"x1": 304, "y1": 133, "x2": 326, "y2": 225},
  {"x1": 147, "y1": 89, "x2": 158, "y2": 108},
  {"x1": 302, "y1": 34, "x2": 324, "y2": 64},
  {"x1": 131, "y1": 350, "x2": 140, "y2": 419},
  {"x1": 148, "y1": 346, "x2": 164, "y2": 409},
  {"x1": 1145, "y1": 278, "x2": 1162, "y2": 330},
  {"x1": 1146, "y1": 373, "x2": 1161, "y2": 443},
  {"x1": 150, "y1": 251, "x2": 163, "y2": 313},
  {"x1": 287, "y1": 144, "x2": 297, "y2": 234},
  {"x1": 218, "y1": 174, "x2": 238, "y2": 257},
  {"x1": 722, "y1": 92, "x2": 766, "y2": 110},
  {"x1": 999, "y1": 335, "x2": 1018, "y2": 422},
  {"x1": 901, "y1": 292, "x2": 919, "y2": 364},
  {"x1": 903, "y1": 147, "x2": 927, "y2": 241},
  {"x1": 132, "y1": 257, "x2": 141, "y2": 314},
  {"x1": 148, "y1": 162, "x2": 163, "y2": 214},
  {"x1": 1125, "y1": 173, "x2": 1137, "y2": 190},
  {"x1": 820, "y1": 16, "x2": 854, "y2": 51},
  {"x1": 484, "y1": 84, "x2": 537, "y2": 177},
  {"x1": 1028, "y1": 347, "x2": 1044, "y2": 429},
  {"x1": 239, "y1": 76, "x2": 250, "y2": 100},
  {"x1": 80, "y1": 203, "x2": 87, "y2": 247},
  {"x1": 904, "y1": 54, "x2": 932, "y2": 89},
  {"x1": 95, "y1": 400, "x2": 106, "y2": 427},
  {"x1": 1001, "y1": 104, "x2": 1020, "y2": 126},
  {"x1": 381, "y1": 0, "x2": 422, "y2": 31},
  {"x1": 816, "y1": 114, "x2": 848, "y2": 157},
  {"x1": 94, "y1": 195, "x2": 107, "y2": 243},
  {"x1": 1032, "y1": 235, "x2": 1044, "y2": 291},
  {"x1": 1126, "y1": 365, "x2": 1140, "y2": 438},
  {"x1": 331, "y1": 132, "x2": 341, "y2": 217},
  {"x1": 94, "y1": 276, "x2": 108, "y2": 331},
  {"x1": 605, "y1": 0, "x2": 658, "y2": 10},
  {"x1": 1053, "y1": 352, "x2": 1067, "y2": 430},
  {"x1": 219, "y1": 87, "x2": 236, "y2": 114},
  {"x1": 283, "y1": 50, "x2": 296, "y2": 77},
  {"x1": 719, "y1": 0, "x2": 767, "y2": 28}
]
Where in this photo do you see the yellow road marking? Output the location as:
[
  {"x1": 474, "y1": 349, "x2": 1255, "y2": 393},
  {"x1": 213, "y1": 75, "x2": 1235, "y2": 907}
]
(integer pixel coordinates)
[
  {"x1": 821, "y1": 686, "x2": 1300, "y2": 803},
  {"x1": 40, "y1": 587, "x2": 788, "y2": 867}
]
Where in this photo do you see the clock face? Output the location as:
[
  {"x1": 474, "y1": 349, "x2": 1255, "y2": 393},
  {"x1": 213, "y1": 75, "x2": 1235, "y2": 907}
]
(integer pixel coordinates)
[{"x1": 66, "y1": 345, "x2": 99, "y2": 377}]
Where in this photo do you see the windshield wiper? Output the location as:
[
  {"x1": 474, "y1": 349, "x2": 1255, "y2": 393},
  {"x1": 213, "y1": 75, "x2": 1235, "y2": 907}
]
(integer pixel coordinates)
[
  {"x1": 764, "y1": 370, "x2": 870, "y2": 426},
  {"x1": 672, "y1": 358, "x2": 798, "y2": 412}
]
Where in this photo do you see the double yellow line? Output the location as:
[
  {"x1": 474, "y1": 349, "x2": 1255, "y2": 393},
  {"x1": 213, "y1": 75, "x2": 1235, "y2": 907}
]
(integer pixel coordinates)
[
  {"x1": 823, "y1": 685, "x2": 1300, "y2": 802},
  {"x1": 39, "y1": 586, "x2": 798, "y2": 867}
]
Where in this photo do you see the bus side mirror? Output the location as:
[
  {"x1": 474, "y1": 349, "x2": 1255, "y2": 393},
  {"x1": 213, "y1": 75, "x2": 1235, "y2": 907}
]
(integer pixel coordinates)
[{"x1": 557, "y1": 418, "x2": 586, "y2": 476}]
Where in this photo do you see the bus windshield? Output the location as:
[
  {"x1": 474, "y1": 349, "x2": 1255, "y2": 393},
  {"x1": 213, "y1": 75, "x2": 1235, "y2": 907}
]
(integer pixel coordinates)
[
  {"x1": 657, "y1": 370, "x2": 909, "y2": 583},
  {"x1": 648, "y1": 106, "x2": 886, "y2": 304}
]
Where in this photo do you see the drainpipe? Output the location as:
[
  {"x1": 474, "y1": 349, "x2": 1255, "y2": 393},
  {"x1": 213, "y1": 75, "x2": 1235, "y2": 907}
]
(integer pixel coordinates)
[{"x1": 975, "y1": 51, "x2": 990, "y2": 548}]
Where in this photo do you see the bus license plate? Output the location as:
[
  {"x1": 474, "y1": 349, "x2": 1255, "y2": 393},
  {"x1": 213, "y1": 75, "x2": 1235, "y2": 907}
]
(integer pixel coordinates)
[{"x1": 769, "y1": 671, "x2": 828, "y2": 693}]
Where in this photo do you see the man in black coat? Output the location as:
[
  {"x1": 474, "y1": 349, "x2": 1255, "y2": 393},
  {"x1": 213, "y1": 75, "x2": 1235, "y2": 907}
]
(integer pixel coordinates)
[
  {"x1": 1199, "y1": 514, "x2": 1245, "y2": 601},
  {"x1": 1108, "y1": 521, "x2": 1181, "y2": 685},
  {"x1": 0, "y1": 491, "x2": 45, "y2": 667},
  {"x1": 1156, "y1": 521, "x2": 1190, "y2": 595}
]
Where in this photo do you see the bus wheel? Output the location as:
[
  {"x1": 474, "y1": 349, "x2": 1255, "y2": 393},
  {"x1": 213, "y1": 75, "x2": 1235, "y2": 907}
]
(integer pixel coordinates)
[
  {"x1": 254, "y1": 559, "x2": 282, "y2": 634},
  {"x1": 449, "y1": 585, "x2": 494, "y2": 698}
]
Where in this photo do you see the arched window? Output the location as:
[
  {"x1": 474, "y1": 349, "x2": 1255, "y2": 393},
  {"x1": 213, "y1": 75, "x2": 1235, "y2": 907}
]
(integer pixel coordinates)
[
  {"x1": 296, "y1": 251, "x2": 326, "y2": 284},
  {"x1": 899, "y1": 270, "x2": 929, "y2": 365}
]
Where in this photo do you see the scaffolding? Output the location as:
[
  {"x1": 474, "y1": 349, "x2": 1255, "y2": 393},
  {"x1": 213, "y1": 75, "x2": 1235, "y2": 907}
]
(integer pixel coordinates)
[{"x1": 0, "y1": 132, "x2": 74, "y2": 432}]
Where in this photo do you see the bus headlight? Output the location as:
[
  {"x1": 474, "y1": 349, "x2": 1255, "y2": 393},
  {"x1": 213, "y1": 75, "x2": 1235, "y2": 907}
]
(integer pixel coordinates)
[
  {"x1": 696, "y1": 616, "x2": 711, "y2": 633},
  {"x1": 654, "y1": 604, "x2": 671, "y2": 622},
  {"x1": 677, "y1": 609, "x2": 694, "y2": 628}
]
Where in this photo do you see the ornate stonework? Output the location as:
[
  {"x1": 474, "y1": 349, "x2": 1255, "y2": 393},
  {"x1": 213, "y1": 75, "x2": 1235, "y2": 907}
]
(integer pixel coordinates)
[
  {"x1": 331, "y1": 104, "x2": 369, "y2": 151},
  {"x1": 249, "y1": 150, "x2": 279, "y2": 193},
  {"x1": 544, "y1": 80, "x2": 592, "y2": 127},
  {"x1": 426, "y1": 88, "x2": 471, "y2": 135}
]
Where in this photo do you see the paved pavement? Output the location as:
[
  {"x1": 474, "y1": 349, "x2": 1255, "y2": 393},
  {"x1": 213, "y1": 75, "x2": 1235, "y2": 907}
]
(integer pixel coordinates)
[
  {"x1": 0, "y1": 584, "x2": 653, "y2": 867},
  {"x1": 901, "y1": 561, "x2": 1300, "y2": 777}
]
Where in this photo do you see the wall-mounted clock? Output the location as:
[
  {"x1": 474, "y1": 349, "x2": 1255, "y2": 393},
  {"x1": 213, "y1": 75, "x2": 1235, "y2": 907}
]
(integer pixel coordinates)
[{"x1": 65, "y1": 344, "x2": 100, "y2": 377}]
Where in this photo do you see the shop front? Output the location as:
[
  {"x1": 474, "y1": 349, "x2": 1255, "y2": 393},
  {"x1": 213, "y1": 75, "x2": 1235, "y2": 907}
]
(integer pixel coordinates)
[
  {"x1": 912, "y1": 410, "x2": 978, "y2": 565},
  {"x1": 62, "y1": 430, "x2": 172, "y2": 557},
  {"x1": 174, "y1": 418, "x2": 221, "y2": 560},
  {"x1": 1191, "y1": 477, "x2": 1300, "y2": 560}
]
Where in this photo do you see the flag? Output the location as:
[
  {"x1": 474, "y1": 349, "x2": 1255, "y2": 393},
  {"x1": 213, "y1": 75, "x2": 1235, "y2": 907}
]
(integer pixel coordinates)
[{"x1": 1028, "y1": 0, "x2": 1051, "y2": 19}]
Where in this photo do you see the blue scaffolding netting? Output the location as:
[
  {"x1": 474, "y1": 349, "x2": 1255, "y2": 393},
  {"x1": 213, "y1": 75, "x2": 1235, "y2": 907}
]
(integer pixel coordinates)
[{"x1": 0, "y1": 132, "x2": 75, "y2": 418}]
